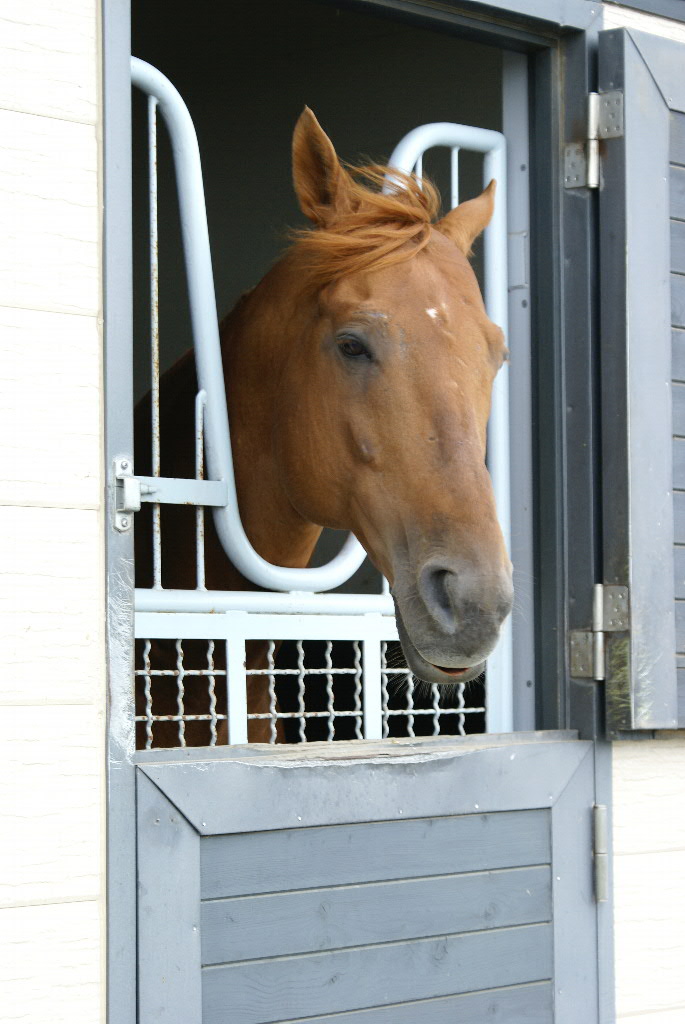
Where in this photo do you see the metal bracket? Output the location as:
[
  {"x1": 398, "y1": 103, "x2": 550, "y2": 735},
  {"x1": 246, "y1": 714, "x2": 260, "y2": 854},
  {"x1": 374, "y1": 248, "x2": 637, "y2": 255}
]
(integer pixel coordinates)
[
  {"x1": 593, "y1": 804, "x2": 609, "y2": 903},
  {"x1": 113, "y1": 456, "x2": 141, "y2": 532},
  {"x1": 565, "y1": 90, "x2": 623, "y2": 190},
  {"x1": 569, "y1": 584, "x2": 630, "y2": 680}
]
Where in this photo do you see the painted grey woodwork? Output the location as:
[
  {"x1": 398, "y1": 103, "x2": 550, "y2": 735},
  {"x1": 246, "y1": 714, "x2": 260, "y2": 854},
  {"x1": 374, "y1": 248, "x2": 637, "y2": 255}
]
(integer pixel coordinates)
[
  {"x1": 139, "y1": 738, "x2": 591, "y2": 834},
  {"x1": 675, "y1": 491, "x2": 685, "y2": 542},
  {"x1": 238, "y1": 983, "x2": 554, "y2": 1024},
  {"x1": 137, "y1": 772, "x2": 202, "y2": 1024},
  {"x1": 672, "y1": 165, "x2": 685, "y2": 221},
  {"x1": 598, "y1": 28, "x2": 679, "y2": 731},
  {"x1": 201, "y1": 864, "x2": 552, "y2": 963},
  {"x1": 673, "y1": 223, "x2": 685, "y2": 277},
  {"x1": 673, "y1": 330, "x2": 685, "y2": 384},
  {"x1": 136, "y1": 736, "x2": 601, "y2": 1023},
  {"x1": 668, "y1": 62, "x2": 685, "y2": 725},
  {"x1": 200, "y1": 809, "x2": 550, "y2": 898},
  {"x1": 672, "y1": 383, "x2": 685, "y2": 437},
  {"x1": 202, "y1": 924, "x2": 553, "y2": 1024},
  {"x1": 261, "y1": 983, "x2": 553, "y2": 1024}
]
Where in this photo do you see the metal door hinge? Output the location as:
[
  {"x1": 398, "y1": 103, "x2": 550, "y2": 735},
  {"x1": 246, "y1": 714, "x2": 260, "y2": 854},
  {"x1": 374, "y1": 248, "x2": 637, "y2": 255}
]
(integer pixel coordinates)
[
  {"x1": 564, "y1": 90, "x2": 624, "y2": 189},
  {"x1": 593, "y1": 804, "x2": 609, "y2": 903},
  {"x1": 569, "y1": 583, "x2": 630, "y2": 680}
]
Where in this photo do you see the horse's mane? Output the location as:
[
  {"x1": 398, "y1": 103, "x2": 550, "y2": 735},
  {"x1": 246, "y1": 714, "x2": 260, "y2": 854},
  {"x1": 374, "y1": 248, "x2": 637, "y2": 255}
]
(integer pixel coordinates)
[{"x1": 288, "y1": 165, "x2": 441, "y2": 290}]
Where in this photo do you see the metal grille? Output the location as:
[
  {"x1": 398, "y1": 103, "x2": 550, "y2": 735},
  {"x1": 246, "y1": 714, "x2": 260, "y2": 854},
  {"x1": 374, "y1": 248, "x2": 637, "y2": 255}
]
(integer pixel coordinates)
[{"x1": 134, "y1": 635, "x2": 485, "y2": 749}]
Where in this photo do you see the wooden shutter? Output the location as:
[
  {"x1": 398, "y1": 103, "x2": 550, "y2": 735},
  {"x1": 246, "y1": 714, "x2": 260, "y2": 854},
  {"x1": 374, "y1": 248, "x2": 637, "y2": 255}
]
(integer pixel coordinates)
[{"x1": 598, "y1": 27, "x2": 683, "y2": 732}]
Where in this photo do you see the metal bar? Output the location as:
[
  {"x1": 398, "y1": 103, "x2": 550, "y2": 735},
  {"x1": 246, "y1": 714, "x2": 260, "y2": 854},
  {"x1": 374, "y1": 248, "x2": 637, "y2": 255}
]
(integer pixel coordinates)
[
  {"x1": 137, "y1": 475, "x2": 228, "y2": 507},
  {"x1": 148, "y1": 95, "x2": 162, "y2": 590},
  {"x1": 195, "y1": 391, "x2": 206, "y2": 590},
  {"x1": 135, "y1": 590, "x2": 395, "y2": 617},
  {"x1": 450, "y1": 147, "x2": 460, "y2": 208},
  {"x1": 131, "y1": 58, "x2": 366, "y2": 592},
  {"x1": 362, "y1": 639, "x2": 383, "y2": 740},
  {"x1": 225, "y1": 634, "x2": 248, "y2": 745}
]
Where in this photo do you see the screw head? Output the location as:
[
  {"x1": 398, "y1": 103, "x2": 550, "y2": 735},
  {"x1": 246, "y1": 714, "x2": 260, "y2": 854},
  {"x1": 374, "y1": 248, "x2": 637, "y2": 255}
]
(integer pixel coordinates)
[
  {"x1": 121, "y1": 460, "x2": 129, "y2": 470},
  {"x1": 120, "y1": 516, "x2": 129, "y2": 529}
]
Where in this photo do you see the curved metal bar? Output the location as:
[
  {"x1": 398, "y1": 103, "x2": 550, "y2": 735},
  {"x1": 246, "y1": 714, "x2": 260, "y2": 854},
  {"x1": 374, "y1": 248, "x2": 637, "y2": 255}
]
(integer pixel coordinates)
[
  {"x1": 131, "y1": 57, "x2": 367, "y2": 592},
  {"x1": 387, "y1": 125, "x2": 512, "y2": 733}
]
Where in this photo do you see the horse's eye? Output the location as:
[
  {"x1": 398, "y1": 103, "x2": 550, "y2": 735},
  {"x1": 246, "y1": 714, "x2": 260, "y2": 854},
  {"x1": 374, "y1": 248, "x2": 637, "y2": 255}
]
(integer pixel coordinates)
[{"x1": 338, "y1": 337, "x2": 371, "y2": 360}]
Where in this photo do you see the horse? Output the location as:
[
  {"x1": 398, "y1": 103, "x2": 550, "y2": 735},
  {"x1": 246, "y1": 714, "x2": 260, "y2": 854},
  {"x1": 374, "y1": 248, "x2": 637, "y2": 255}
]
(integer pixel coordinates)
[{"x1": 134, "y1": 108, "x2": 513, "y2": 746}]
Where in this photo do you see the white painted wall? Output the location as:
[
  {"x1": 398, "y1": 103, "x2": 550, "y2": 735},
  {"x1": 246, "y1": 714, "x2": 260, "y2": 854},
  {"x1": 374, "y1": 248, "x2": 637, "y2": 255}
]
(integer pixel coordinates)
[{"x1": 0, "y1": 1, "x2": 105, "y2": 1022}]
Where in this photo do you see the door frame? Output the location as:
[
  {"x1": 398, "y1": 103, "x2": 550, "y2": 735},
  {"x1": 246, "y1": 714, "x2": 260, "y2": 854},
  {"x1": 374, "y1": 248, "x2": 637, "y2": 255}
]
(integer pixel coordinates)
[{"x1": 102, "y1": 2, "x2": 609, "y2": 1022}]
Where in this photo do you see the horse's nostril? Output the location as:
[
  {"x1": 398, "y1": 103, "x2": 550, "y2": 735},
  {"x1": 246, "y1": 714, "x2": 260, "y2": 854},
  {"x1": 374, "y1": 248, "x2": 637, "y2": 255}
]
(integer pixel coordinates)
[{"x1": 419, "y1": 566, "x2": 457, "y2": 632}]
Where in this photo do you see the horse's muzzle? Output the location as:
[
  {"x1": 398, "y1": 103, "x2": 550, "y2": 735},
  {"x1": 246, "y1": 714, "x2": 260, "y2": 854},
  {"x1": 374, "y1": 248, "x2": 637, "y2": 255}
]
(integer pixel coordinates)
[{"x1": 392, "y1": 558, "x2": 513, "y2": 683}]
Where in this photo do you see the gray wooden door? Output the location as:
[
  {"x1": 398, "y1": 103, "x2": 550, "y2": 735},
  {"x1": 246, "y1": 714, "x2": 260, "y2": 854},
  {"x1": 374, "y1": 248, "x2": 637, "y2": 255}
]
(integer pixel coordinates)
[
  {"x1": 598, "y1": 27, "x2": 685, "y2": 732},
  {"x1": 136, "y1": 734, "x2": 600, "y2": 1023}
]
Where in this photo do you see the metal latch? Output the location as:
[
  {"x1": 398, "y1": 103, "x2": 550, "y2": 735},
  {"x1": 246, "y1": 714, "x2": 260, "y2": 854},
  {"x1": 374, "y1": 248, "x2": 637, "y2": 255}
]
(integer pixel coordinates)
[
  {"x1": 114, "y1": 456, "x2": 141, "y2": 532},
  {"x1": 113, "y1": 457, "x2": 230, "y2": 532},
  {"x1": 564, "y1": 90, "x2": 624, "y2": 189},
  {"x1": 569, "y1": 583, "x2": 630, "y2": 680}
]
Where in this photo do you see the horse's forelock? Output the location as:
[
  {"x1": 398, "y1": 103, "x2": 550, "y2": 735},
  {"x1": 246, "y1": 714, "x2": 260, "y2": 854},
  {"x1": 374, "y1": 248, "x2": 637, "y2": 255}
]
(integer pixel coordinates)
[{"x1": 287, "y1": 164, "x2": 441, "y2": 291}]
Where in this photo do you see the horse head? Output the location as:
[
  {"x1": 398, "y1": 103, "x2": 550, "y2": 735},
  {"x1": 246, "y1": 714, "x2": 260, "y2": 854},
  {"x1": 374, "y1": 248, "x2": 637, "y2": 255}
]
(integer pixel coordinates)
[{"x1": 225, "y1": 109, "x2": 513, "y2": 686}]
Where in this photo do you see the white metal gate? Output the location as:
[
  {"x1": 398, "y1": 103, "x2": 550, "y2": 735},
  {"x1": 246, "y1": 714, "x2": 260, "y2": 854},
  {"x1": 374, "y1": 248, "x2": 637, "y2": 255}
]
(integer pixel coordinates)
[{"x1": 126, "y1": 58, "x2": 512, "y2": 747}]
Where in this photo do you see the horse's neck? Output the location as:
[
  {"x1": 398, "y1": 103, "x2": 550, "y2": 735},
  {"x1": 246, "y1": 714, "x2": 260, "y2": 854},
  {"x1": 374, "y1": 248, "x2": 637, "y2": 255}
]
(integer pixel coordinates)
[{"x1": 221, "y1": 283, "x2": 322, "y2": 572}]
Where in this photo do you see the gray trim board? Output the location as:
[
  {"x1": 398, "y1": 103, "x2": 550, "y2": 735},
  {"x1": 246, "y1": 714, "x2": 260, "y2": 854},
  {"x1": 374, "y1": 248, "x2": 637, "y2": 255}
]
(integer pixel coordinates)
[
  {"x1": 626, "y1": 31, "x2": 685, "y2": 113},
  {"x1": 605, "y1": 0, "x2": 685, "y2": 23},
  {"x1": 137, "y1": 773, "x2": 202, "y2": 1024},
  {"x1": 103, "y1": 2, "x2": 136, "y2": 1024},
  {"x1": 140, "y1": 736, "x2": 592, "y2": 834}
]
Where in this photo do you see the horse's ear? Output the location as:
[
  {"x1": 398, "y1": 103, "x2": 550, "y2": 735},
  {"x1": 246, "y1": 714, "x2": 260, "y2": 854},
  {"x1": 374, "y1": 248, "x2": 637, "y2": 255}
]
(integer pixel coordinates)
[
  {"x1": 292, "y1": 107, "x2": 351, "y2": 225},
  {"x1": 436, "y1": 180, "x2": 496, "y2": 255}
]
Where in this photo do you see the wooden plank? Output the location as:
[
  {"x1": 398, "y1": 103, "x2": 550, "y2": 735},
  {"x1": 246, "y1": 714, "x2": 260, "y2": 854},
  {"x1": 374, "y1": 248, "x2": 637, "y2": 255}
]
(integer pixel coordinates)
[
  {"x1": 676, "y1": 599, "x2": 685, "y2": 653},
  {"x1": 675, "y1": 546, "x2": 685, "y2": 598},
  {"x1": 673, "y1": 272, "x2": 685, "y2": 329},
  {"x1": 672, "y1": 111, "x2": 685, "y2": 168},
  {"x1": 672, "y1": 221, "x2": 685, "y2": 276},
  {"x1": 201, "y1": 923, "x2": 553, "y2": 1024},
  {"x1": 550, "y1": 742, "x2": 598, "y2": 1023},
  {"x1": 201, "y1": 865, "x2": 551, "y2": 965},
  {"x1": 672, "y1": 437, "x2": 685, "y2": 488},
  {"x1": 678, "y1": 663, "x2": 685, "y2": 726},
  {"x1": 142, "y1": 739, "x2": 591, "y2": 835},
  {"x1": 263, "y1": 981, "x2": 553, "y2": 1023},
  {"x1": 137, "y1": 773, "x2": 202, "y2": 1024},
  {"x1": 673, "y1": 328, "x2": 685, "y2": 383},
  {"x1": 200, "y1": 809, "x2": 550, "y2": 899},
  {"x1": 672, "y1": 381, "x2": 685, "y2": 435},
  {"x1": 672, "y1": 164, "x2": 685, "y2": 221},
  {"x1": 675, "y1": 492, "x2": 685, "y2": 544}
]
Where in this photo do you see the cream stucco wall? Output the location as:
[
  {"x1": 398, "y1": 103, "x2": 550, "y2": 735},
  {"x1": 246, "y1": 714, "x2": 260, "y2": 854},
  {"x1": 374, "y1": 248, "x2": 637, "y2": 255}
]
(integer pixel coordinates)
[{"x1": 0, "y1": 1, "x2": 105, "y2": 1022}]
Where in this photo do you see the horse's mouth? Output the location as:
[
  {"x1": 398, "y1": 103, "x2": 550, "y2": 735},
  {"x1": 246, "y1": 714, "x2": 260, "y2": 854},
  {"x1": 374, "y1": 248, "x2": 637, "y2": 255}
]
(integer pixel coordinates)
[{"x1": 394, "y1": 610, "x2": 486, "y2": 685}]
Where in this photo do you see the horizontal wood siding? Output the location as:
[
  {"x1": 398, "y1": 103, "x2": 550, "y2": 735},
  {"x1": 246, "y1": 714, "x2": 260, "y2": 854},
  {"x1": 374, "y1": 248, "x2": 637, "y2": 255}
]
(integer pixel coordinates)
[
  {"x1": 201, "y1": 865, "x2": 551, "y2": 964},
  {"x1": 228, "y1": 982, "x2": 553, "y2": 1024},
  {"x1": 671, "y1": 112, "x2": 685, "y2": 723},
  {"x1": 202, "y1": 924, "x2": 553, "y2": 1024},
  {"x1": 199, "y1": 810, "x2": 553, "y2": 1023},
  {"x1": 200, "y1": 809, "x2": 549, "y2": 898}
]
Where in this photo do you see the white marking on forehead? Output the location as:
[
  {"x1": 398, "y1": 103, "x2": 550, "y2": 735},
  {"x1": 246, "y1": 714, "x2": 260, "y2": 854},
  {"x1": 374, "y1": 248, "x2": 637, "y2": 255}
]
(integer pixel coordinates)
[{"x1": 426, "y1": 307, "x2": 439, "y2": 320}]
